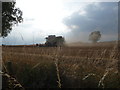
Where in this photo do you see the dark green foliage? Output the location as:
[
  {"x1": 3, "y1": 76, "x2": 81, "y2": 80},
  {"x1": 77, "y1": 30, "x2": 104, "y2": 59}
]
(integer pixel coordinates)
[{"x1": 2, "y1": 2, "x2": 23, "y2": 37}]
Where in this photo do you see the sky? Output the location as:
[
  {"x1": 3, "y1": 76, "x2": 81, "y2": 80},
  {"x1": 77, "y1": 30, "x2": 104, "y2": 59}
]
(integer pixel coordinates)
[{"x1": 2, "y1": 0, "x2": 119, "y2": 45}]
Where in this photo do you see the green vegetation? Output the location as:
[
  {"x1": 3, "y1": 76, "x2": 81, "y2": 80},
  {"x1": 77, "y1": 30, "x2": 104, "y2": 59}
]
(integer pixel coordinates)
[{"x1": 2, "y1": 2, "x2": 23, "y2": 37}]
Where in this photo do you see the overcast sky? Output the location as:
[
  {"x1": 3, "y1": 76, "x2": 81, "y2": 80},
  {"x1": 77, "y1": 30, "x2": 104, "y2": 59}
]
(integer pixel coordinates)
[{"x1": 2, "y1": 0, "x2": 119, "y2": 45}]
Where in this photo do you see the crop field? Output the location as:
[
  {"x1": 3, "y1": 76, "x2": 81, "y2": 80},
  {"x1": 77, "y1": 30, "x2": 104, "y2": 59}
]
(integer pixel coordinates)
[{"x1": 2, "y1": 43, "x2": 120, "y2": 89}]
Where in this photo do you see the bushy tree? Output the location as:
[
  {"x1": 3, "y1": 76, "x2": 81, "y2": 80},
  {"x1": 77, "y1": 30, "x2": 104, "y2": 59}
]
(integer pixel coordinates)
[
  {"x1": 1, "y1": 1, "x2": 23, "y2": 37},
  {"x1": 89, "y1": 31, "x2": 101, "y2": 43}
]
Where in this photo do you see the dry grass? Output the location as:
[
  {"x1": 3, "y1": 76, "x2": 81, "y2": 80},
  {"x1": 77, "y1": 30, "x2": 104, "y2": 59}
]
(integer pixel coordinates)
[{"x1": 2, "y1": 43, "x2": 120, "y2": 88}]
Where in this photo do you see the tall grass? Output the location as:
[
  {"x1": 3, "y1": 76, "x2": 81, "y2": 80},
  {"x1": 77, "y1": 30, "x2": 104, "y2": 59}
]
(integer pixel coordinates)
[{"x1": 2, "y1": 43, "x2": 120, "y2": 88}]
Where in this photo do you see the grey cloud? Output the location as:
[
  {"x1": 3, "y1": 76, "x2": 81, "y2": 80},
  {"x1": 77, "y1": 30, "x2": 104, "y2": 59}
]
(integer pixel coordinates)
[
  {"x1": 0, "y1": 0, "x2": 14, "y2": 2},
  {"x1": 63, "y1": 2, "x2": 118, "y2": 42}
]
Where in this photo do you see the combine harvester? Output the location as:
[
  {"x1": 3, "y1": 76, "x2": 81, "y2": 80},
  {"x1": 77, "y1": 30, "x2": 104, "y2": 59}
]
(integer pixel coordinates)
[{"x1": 36, "y1": 35, "x2": 65, "y2": 47}]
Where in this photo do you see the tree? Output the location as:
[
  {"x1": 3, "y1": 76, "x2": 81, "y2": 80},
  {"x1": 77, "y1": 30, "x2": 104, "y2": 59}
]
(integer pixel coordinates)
[
  {"x1": 2, "y1": 1, "x2": 23, "y2": 37},
  {"x1": 89, "y1": 31, "x2": 101, "y2": 43}
]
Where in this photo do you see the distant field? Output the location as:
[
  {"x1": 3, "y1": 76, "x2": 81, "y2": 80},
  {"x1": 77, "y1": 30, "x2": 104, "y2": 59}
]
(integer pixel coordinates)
[
  {"x1": 66, "y1": 41, "x2": 119, "y2": 47},
  {"x1": 2, "y1": 42, "x2": 120, "y2": 88}
]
